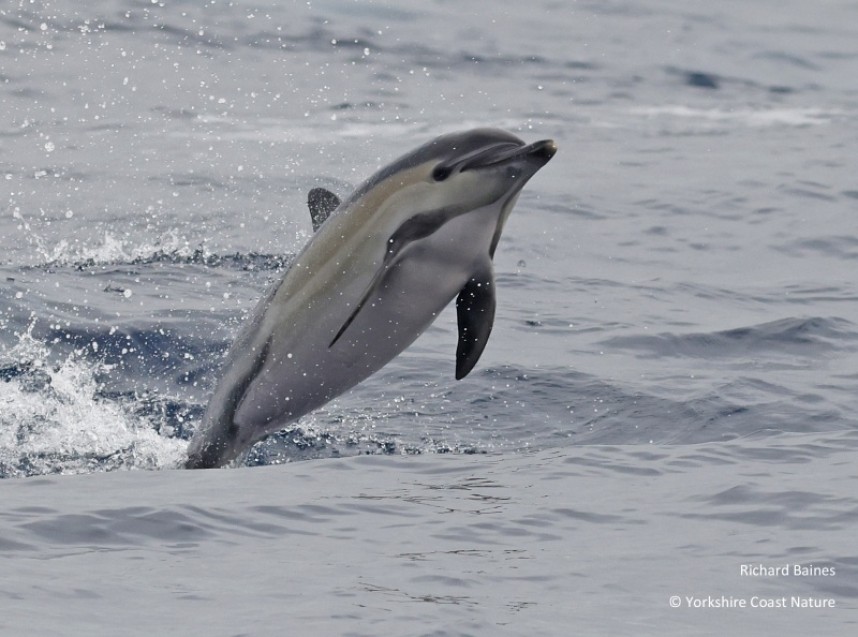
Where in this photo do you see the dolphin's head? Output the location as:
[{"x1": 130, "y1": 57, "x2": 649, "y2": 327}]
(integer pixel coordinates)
[
  {"x1": 425, "y1": 128, "x2": 557, "y2": 200},
  {"x1": 342, "y1": 128, "x2": 556, "y2": 215}
]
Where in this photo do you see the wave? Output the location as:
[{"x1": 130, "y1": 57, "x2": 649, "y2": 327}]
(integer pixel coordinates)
[
  {"x1": 630, "y1": 105, "x2": 840, "y2": 128},
  {"x1": 20, "y1": 231, "x2": 293, "y2": 273},
  {"x1": 0, "y1": 234, "x2": 295, "y2": 290},
  {"x1": 600, "y1": 316, "x2": 858, "y2": 360}
]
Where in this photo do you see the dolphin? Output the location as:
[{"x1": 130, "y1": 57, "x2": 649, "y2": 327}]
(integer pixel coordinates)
[{"x1": 185, "y1": 128, "x2": 556, "y2": 469}]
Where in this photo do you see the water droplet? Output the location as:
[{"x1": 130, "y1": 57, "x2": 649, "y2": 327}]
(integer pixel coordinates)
[{"x1": 517, "y1": 259, "x2": 527, "y2": 268}]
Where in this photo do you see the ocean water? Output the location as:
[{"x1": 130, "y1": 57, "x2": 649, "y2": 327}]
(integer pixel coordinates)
[{"x1": 1, "y1": 0, "x2": 857, "y2": 634}]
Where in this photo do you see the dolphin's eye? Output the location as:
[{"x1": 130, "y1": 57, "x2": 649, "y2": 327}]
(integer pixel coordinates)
[{"x1": 432, "y1": 165, "x2": 451, "y2": 182}]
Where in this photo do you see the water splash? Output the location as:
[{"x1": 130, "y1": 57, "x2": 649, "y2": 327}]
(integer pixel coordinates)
[
  {"x1": 41, "y1": 230, "x2": 203, "y2": 267},
  {"x1": 0, "y1": 329, "x2": 187, "y2": 478}
]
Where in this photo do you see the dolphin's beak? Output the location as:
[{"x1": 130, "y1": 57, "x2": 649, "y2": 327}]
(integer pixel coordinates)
[
  {"x1": 461, "y1": 138, "x2": 557, "y2": 171},
  {"x1": 527, "y1": 139, "x2": 558, "y2": 162}
]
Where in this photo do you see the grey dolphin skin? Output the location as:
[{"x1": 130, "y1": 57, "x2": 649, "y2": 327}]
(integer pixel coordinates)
[{"x1": 185, "y1": 128, "x2": 557, "y2": 468}]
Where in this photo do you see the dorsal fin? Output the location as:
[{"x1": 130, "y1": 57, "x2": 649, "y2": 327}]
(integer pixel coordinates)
[{"x1": 307, "y1": 188, "x2": 341, "y2": 231}]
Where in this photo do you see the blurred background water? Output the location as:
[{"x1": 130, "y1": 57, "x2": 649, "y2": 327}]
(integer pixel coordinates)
[{"x1": 1, "y1": 0, "x2": 857, "y2": 634}]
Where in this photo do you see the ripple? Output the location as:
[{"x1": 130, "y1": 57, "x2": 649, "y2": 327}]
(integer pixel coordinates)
[{"x1": 601, "y1": 316, "x2": 858, "y2": 359}]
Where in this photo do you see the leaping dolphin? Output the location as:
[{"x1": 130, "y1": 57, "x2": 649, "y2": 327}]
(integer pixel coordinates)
[{"x1": 186, "y1": 128, "x2": 557, "y2": 468}]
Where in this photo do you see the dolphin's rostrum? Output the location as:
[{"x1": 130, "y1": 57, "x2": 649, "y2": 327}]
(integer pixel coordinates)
[{"x1": 186, "y1": 128, "x2": 556, "y2": 468}]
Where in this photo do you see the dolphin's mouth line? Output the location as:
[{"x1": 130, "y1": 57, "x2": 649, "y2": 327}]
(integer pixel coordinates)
[{"x1": 460, "y1": 139, "x2": 557, "y2": 172}]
